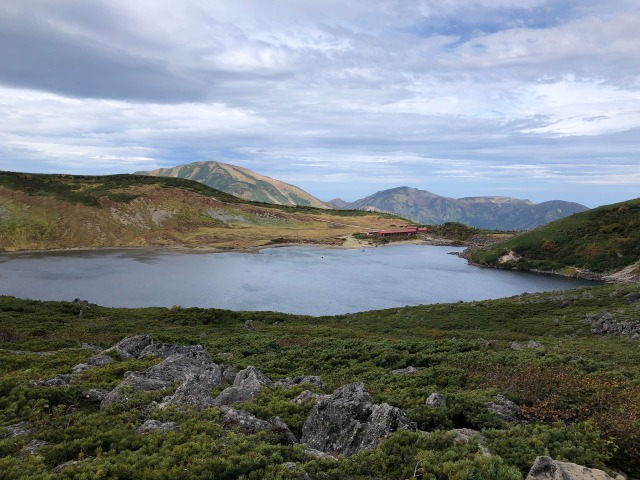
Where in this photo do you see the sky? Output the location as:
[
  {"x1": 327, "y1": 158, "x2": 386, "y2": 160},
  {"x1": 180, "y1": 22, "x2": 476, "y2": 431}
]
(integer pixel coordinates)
[{"x1": 1, "y1": 0, "x2": 639, "y2": 207}]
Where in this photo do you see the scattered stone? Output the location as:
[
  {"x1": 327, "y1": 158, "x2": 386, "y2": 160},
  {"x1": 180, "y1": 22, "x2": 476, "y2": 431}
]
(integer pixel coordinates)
[
  {"x1": 244, "y1": 320, "x2": 255, "y2": 331},
  {"x1": 139, "y1": 343, "x2": 207, "y2": 359},
  {"x1": 218, "y1": 407, "x2": 297, "y2": 445},
  {"x1": 213, "y1": 366, "x2": 273, "y2": 406},
  {"x1": 293, "y1": 390, "x2": 331, "y2": 404},
  {"x1": 451, "y1": 428, "x2": 490, "y2": 456},
  {"x1": 101, "y1": 351, "x2": 219, "y2": 408},
  {"x1": 527, "y1": 340, "x2": 543, "y2": 349},
  {"x1": 486, "y1": 394, "x2": 524, "y2": 424},
  {"x1": 81, "y1": 388, "x2": 110, "y2": 402},
  {"x1": 586, "y1": 310, "x2": 640, "y2": 338},
  {"x1": 135, "y1": 420, "x2": 179, "y2": 434},
  {"x1": 425, "y1": 392, "x2": 447, "y2": 407},
  {"x1": 105, "y1": 335, "x2": 153, "y2": 359},
  {"x1": 30, "y1": 374, "x2": 72, "y2": 387},
  {"x1": 72, "y1": 354, "x2": 113, "y2": 374},
  {"x1": 510, "y1": 342, "x2": 524, "y2": 350},
  {"x1": 623, "y1": 292, "x2": 640, "y2": 303},
  {"x1": 301, "y1": 382, "x2": 416, "y2": 457},
  {"x1": 390, "y1": 366, "x2": 418, "y2": 375},
  {"x1": 526, "y1": 456, "x2": 622, "y2": 480},
  {"x1": 275, "y1": 375, "x2": 325, "y2": 390},
  {"x1": 52, "y1": 460, "x2": 83, "y2": 474},
  {"x1": 22, "y1": 439, "x2": 49, "y2": 455},
  {"x1": 5, "y1": 421, "x2": 32, "y2": 437}
]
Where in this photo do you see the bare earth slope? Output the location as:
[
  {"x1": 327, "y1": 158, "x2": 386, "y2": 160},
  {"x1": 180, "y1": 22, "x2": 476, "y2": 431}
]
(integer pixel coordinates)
[
  {"x1": 0, "y1": 172, "x2": 402, "y2": 252},
  {"x1": 137, "y1": 161, "x2": 332, "y2": 209}
]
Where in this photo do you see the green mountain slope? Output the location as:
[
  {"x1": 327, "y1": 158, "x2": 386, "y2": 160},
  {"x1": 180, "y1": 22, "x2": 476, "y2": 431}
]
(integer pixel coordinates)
[
  {"x1": 136, "y1": 161, "x2": 332, "y2": 209},
  {"x1": 1, "y1": 284, "x2": 639, "y2": 477},
  {"x1": 0, "y1": 171, "x2": 404, "y2": 252},
  {"x1": 468, "y1": 198, "x2": 640, "y2": 277},
  {"x1": 346, "y1": 186, "x2": 588, "y2": 230}
]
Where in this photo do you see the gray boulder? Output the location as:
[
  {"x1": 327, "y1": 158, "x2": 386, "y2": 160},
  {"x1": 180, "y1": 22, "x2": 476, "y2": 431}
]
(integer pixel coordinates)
[
  {"x1": 218, "y1": 407, "x2": 297, "y2": 445},
  {"x1": 5, "y1": 421, "x2": 32, "y2": 437},
  {"x1": 527, "y1": 340, "x2": 544, "y2": 349},
  {"x1": 81, "y1": 388, "x2": 110, "y2": 402},
  {"x1": 623, "y1": 292, "x2": 640, "y2": 303},
  {"x1": 135, "y1": 420, "x2": 179, "y2": 434},
  {"x1": 275, "y1": 375, "x2": 325, "y2": 391},
  {"x1": 221, "y1": 364, "x2": 238, "y2": 385},
  {"x1": 22, "y1": 439, "x2": 50, "y2": 455},
  {"x1": 213, "y1": 366, "x2": 273, "y2": 406},
  {"x1": 526, "y1": 456, "x2": 623, "y2": 480},
  {"x1": 72, "y1": 354, "x2": 114, "y2": 374},
  {"x1": 101, "y1": 351, "x2": 218, "y2": 408},
  {"x1": 301, "y1": 382, "x2": 416, "y2": 457},
  {"x1": 163, "y1": 365, "x2": 223, "y2": 408},
  {"x1": 30, "y1": 374, "x2": 72, "y2": 387},
  {"x1": 139, "y1": 343, "x2": 207, "y2": 359},
  {"x1": 425, "y1": 392, "x2": 447, "y2": 407},
  {"x1": 510, "y1": 342, "x2": 524, "y2": 350},
  {"x1": 390, "y1": 366, "x2": 418, "y2": 375},
  {"x1": 487, "y1": 394, "x2": 524, "y2": 424},
  {"x1": 293, "y1": 390, "x2": 331, "y2": 404},
  {"x1": 105, "y1": 335, "x2": 152, "y2": 359}
]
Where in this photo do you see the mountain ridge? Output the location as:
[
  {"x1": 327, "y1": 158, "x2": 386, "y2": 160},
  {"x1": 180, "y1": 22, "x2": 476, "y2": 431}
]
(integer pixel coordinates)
[
  {"x1": 341, "y1": 186, "x2": 588, "y2": 230},
  {"x1": 136, "y1": 161, "x2": 332, "y2": 209}
]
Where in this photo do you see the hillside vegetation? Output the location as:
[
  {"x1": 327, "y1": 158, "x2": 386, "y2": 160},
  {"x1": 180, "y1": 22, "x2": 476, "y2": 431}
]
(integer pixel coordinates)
[
  {"x1": 468, "y1": 198, "x2": 640, "y2": 277},
  {"x1": 1, "y1": 284, "x2": 639, "y2": 478},
  {"x1": 0, "y1": 171, "x2": 403, "y2": 252},
  {"x1": 136, "y1": 161, "x2": 331, "y2": 209}
]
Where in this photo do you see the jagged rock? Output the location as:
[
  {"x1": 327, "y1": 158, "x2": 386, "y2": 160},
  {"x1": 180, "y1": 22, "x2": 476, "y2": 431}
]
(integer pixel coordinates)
[
  {"x1": 52, "y1": 460, "x2": 84, "y2": 473},
  {"x1": 301, "y1": 382, "x2": 416, "y2": 457},
  {"x1": 586, "y1": 310, "x2": 640, "y2": 338},
  {"x1": 105, "y1": 335, "x2": 153, "y2": 359},
  {"x1": 135, "y1": 420, "x2": 179, "y2": 434},
  {"x1": 101, "y1": 351, "x2": 217, "y2": 408},
  {"x1": 390, "y1": 366, "x2": 418, "y2": 375},
  {"x1": 282, "y1": 462, "x2": 312, "y2": 480},
  {"x1": 218, "y1": 407, "x2": 297, "y2": 445},
  {"x1": 22, "y1": 439, "x2": 49, "y2": 455},
  {"x1": 451, "y1": 428, "x2": 490, "y2": 456},
  {"x1": 139, "y1": 343, "x2": 207, "y2": 359},
  {"x1": 510, "y1": 342, "x2": 524, "y2": 350},
  {"x1": 30, "y1": 374, "x2": 72, "y2": 387},
  {"x1": 425, "y1": 392, "x2": 447, "y2": 407},
  {"x1": 526, "y1": 456, "x2": 623, "y2": 480},
  {"x1": 5, "y1": 421, "x2": 32, "y2": 437},
  {"x1": 244, "y1": 320, "x2": 255, "y2": 331},
  {"x1": 623, "y1": 292, "x2": 640, "y2": 303},
  {"x1": 293, "y1": 390, "x2": 331, "y2": 404},
  {"x1": 163, "y1": 365, "x2": 223, "y2": 408},
  {"x1": 487, "y1": 394, "x2": 524, "y2": 424},
  {"x1": 72, "y1": 354, "x2": 114, "y2": 374},
  {"x1": 275, "y1": 375, "x2": 325, "y2": 390},
  {"x1": 527, "y1": 340, "x2": 543, "y2": 349},
  {"x1": 82, "y1": 388, "x2": 110, "y2": 402},
  {"x1": 213, "y1": 366, "x2": 273, "y2": 406},
  {"x1": 221, "y1": 364, "x2": 238, "y2": 385}
]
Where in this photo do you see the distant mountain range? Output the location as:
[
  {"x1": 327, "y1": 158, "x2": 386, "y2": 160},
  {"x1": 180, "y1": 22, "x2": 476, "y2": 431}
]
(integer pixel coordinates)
[
  {"x1": 135, "y1": 161, "x2": 331, "y2": 209},
  {"x1": 330, "y1": 186, "x2": 589, "y2": 230}
]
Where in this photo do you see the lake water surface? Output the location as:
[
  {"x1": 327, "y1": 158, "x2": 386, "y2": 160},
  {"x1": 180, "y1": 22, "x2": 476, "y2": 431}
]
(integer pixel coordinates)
[{"x1": 0, "y1": 245, "x2": 595, "y2": 315}]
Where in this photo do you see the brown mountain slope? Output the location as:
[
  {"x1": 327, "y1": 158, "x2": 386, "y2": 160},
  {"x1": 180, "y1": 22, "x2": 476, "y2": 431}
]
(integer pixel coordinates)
[
  {"x1": 136, "y1": 161, "x2": 332, "y2": 209},
  {"x1": 0, "y1": 172, "x2": 401, "y2": 252}
]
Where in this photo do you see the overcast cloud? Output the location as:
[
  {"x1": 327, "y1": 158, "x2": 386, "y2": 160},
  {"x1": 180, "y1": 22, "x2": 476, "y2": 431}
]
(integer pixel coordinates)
[{"x1": 1, "y1": 0, "x2": 639, "y2": 206}]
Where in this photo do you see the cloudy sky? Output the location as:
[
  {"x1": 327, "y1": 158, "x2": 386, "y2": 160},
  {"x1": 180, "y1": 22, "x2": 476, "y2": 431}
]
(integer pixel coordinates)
[{"x1": 1, "y1": 0, "x2": 639, "y2": 207}]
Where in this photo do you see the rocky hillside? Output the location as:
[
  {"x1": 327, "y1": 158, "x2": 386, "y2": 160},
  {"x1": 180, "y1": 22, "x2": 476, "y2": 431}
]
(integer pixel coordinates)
[
  {"x1": 343, "y1": 186, "x2": 588, "y2": 230},
  {"x1": 468, "y1": 198, "x2": 640, "y2": 281},
  {"x1": 136, "y1": 161, "x2": 331, "y2": 209},
  {"x1": 0, "y1": 171, "x2": 403, "y2": 252},
  {"x1": 1, "y1": 284, "x2": 638, "y2": 478}
]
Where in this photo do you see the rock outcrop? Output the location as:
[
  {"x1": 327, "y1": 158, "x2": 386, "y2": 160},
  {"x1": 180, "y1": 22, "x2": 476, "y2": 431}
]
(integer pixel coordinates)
[
  {"x1": 72, "y1": 355, "x2": 114, "y2": 374},
  {"x1": 135, "y1": 420, "x2": 179, "y2": 434},
  {"x1": 101, "y1": 350, "x2": 221, "y2": 408},
  {"x1": 586, "y1": 310, "x2": 640, "y2": 338},
  {"x1": 29, "y1": 374, "x2": 72, "y2": 387},
  {"x1": 526, "y1": 456, "x2": 623, "y2": 480},
  {"x1": 425, "y1": 392, "x2": 447, "y2": 407},
  {"x1": 275, "y1": 375, "x2": 325, "y2": 391},
  {"x1": 213, "y1": 366, "x2": 273, "y2": 406},
  {"x1": 218, "y1": 407, "x2": 297, "y2": 445},
  {"x1": 301, "y1": 382, "x2": 416, "y2": 457},
  {"x1": 105, "y1": 335, "x2": 153, "y2": 359},
  {"x1": 139, "y1": 343, "x2": 207, "y2": 359},
  {"x1": 293, "y1": 390, "x2": 330, "y2": 404},
  {"x1": 390, "y1": 366, "x2": 418, "y2": 375}
]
